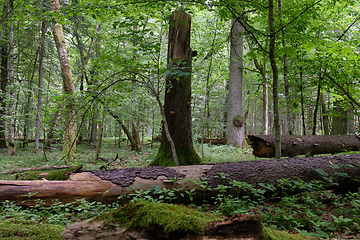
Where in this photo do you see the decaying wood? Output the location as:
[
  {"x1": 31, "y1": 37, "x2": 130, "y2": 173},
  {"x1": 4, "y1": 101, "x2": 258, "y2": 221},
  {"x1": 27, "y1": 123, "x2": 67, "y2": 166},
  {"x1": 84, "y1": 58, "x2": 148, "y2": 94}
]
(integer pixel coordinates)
[
  {"x1": 1, "y1": 154, "x2": 360, "y2": 206},
  {"x1": 1, "y1": 165, "x2": 75, "y2": 174},
  {"x1": 248, "y1": 134, "x2": 360, "y2": 158}
]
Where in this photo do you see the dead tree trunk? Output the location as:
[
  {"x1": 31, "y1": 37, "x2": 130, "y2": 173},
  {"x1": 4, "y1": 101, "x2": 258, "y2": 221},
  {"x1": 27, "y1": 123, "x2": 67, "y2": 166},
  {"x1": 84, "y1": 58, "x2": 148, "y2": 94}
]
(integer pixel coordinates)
[
  {"x1": 248, "y1": 134, "x2": 360, "y2": 158},
  {"x1": 1, "y1": 154, "x2": 360, "y2": 206}
]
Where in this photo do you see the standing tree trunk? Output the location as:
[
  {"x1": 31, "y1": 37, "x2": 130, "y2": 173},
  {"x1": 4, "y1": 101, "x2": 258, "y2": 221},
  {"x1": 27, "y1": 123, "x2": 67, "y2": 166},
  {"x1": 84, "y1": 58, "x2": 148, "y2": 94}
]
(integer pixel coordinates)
[
  {"x1": 227, "y1": 19, "x2": 245, "y2": 148},
  {"x1": 278, "y1": 0, "x2": 293, "y2": 135},
  {"x1": 320, "y1": 92, "x2": 330, "y2": 135},
  {"x1": 299, "y1": 67, "x2": 306, "y2": 135},
  {"x1": 35, "y1": 17, "x2": 46, "y2": 152},
  {"x1": 7, "y1": 0, "x2": 16, "y2": 155},
  {"x1": 268, "y1": 0, "x2": 281, "y2": 158},
  {"x1": 151, "y1": 9, "x2": 200, "y2": 166},
  {"x1": 51, "y1": 0, "x2": 77, "y2": 161},
  {"x1": 95, "y1": 109, "x2": 105, "y2": 161},
  {"x1": 0, "y1": 0, "x2": 9, "y2": 148},
  {"x1": 312, "y1": 75, "x2": 322, "y2": 135}
]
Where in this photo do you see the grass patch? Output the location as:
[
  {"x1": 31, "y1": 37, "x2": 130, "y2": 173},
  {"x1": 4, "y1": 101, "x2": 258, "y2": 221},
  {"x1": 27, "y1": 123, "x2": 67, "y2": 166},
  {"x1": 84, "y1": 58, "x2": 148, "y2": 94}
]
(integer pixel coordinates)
[{"x1": 0, "y1": 218, "x2": 64, "y2": 240}]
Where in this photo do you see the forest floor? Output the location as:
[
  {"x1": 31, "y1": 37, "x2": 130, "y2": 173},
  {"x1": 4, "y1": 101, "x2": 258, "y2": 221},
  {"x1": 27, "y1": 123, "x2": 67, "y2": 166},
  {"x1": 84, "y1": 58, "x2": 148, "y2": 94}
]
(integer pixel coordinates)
[{"x1": 0, "y1": 138, "x2": 360, "y2": 239}]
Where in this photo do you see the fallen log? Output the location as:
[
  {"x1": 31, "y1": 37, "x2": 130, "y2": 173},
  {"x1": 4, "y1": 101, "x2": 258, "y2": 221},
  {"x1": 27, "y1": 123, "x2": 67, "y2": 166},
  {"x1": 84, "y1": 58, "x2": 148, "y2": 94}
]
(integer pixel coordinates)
[
  {"x1": 197, "y1": 138, "x2": 227, "y2": 145},
  {"x1": 1, "y1": 154, "x2": 360, "y2": 206},
  {"x1": 247, "y1": 134, "x2": 360, "y2": 158}
]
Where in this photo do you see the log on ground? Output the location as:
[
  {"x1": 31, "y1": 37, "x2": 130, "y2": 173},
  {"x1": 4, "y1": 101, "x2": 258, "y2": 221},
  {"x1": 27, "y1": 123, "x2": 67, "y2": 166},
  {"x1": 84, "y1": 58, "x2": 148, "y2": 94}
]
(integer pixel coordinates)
[
  {"x1": 1, "y1": 154, "x2": 360, "y2": 206},
  {"x1": 248, "y1": 134, "x2": 360, "y2": 158}
]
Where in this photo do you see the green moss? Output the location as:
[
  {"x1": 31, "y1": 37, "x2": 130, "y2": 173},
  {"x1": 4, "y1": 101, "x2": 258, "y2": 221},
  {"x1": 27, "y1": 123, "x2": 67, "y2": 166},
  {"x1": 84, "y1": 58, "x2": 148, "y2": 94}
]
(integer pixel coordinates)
[
  {"x1": 96, "y1": 201, "x2": 219, "y2": 235},
  {"x1": 0, "y1": 218, "x2": 64, "y2": 240},
  {"x1": 261, "y1": 227, "x2": 310, "y2": 240},
  {"x1": 15, "y1": 165, "x2": 82, "y2": 181},
  {"x1": 45, "y1": 165, "x2": 82, "y2": 180},
  {"x1": 150, "y1": 140, "x2": 201, "y2": 166},
  {"x1": 15, "y1": 171, "x2": 41, "y2": 180}
]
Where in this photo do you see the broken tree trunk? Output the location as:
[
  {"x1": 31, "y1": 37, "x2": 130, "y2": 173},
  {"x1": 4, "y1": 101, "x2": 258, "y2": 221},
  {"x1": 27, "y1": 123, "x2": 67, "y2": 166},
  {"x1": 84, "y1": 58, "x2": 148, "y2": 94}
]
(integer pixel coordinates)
[
  {"x1": 1, "y1": 154, "x2": 360, "y2": 206},
  {"x1": 248, "y1": 135, "x2": 360, "y2": 158}
]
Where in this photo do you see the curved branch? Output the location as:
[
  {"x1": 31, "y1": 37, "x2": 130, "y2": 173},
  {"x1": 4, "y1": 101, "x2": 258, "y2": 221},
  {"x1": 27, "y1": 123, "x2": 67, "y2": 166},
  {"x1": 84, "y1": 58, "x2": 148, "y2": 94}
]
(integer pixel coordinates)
[{"x1": 322, "y1": 71, "x2": 360, "y2": 108}]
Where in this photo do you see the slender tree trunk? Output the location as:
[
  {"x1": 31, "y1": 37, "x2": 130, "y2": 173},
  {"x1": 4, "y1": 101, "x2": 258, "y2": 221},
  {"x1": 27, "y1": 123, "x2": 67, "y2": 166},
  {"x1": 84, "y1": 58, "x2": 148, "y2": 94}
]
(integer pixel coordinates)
[
  {"x1": 104, "y1": 106, "x2": 138, "y2": 151},
  {"x1": 320, "y1": 92, "x2": 330, "y2": 135},
  {"x1": 35, "y1": 18, "x2": 46, "y2": 152},
  {"x1": 278, "y1": 0, "x2": 292, "y2": 135},
  {"x1": 24, "y1": 50, "x2": 38, "y2": 147},
  {"x1": 151, "y1": 9, "x2": 200, "y2": 166},
  {"x1": 0, "y1": 0, "x2": 9, "y2": 148},
  {"x1": 51, "y1": 0, "x2": 77, "y2": 161},
  {"x1": 263, "y1": 76, "x2": 270, "y2": 135},
  {"x1": 7, "y1": 0, "x2": 16, "y2": 155},
  {"x1": 312, "y1": 75, "x2": 322, "y2": 135},
  {"x1": 227, "y1": 19, "x2": 245, "y2": 148},
  {"x1": 268, "y1": 0, "x2": 281, "y2": 158},
  {"x1": 299, "y1": 67, "x2": 306, "y2": 135},
  {"x1": 247, "y1": 37, "x2": 269, "y2": 135},
  {"x1": 95, "y1": 109, "x2": 105, "y2": 161}
]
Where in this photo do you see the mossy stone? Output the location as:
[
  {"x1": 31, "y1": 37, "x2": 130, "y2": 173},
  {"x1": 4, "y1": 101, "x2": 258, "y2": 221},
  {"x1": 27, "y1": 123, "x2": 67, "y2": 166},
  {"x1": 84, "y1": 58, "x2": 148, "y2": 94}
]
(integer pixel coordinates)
[{"x1": 95, "y1": 201, "x2": 219, "y2": 235}]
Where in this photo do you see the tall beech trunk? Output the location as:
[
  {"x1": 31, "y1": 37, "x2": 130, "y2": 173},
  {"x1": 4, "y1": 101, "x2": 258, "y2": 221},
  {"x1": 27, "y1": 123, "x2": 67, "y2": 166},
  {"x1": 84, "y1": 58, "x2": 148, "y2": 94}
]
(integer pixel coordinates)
[
  {"x1": 0, "y1": 0, "x2": 9, "y2": 148},
  {"x1": 7, "y1": 0, "x2": 16, "y2": 155},
  {"x1": 227, "y1": 19, "x2": 245, "y2": 148},
  {"x1": 278, "y1": 0, "x2": 293, "y2": 135},
  {"x1": 51, "y1": 0, "x2": 77, "y2": 161},
  {"x1": 2, "y1": 154, "x2": 360, "y2": 206},
  {"x1": 268, "y1": 0, "x2": 281, "y2": 158},
  {"x1": 35, "y1": 18, "x2": 46, "y2": 152},
  {"x1": 151, "y1": 9, "x2": 200, "y2": 166}
]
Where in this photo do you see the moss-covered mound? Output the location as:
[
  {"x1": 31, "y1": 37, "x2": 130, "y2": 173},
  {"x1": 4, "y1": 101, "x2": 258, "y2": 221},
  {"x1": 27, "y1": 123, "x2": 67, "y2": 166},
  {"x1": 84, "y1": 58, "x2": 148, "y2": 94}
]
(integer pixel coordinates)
[
  {"x1": 97, "y1": 201, "x2": 219, "y2": 236},
  {"x1": 0, "y1": 218, "x2": 64, "y2": 240}
]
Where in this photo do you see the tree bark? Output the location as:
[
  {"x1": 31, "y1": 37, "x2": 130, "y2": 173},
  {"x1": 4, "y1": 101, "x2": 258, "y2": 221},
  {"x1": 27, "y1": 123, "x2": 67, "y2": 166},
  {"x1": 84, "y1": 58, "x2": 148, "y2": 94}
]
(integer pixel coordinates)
[
  {"x1": 248, "y1": 134, "x2": 360, "y2": 158},
  {"x1": 320, "y1": 92, "x2": 330, "y2": 135},
  {"x1": 151, "y1": 9, "x2": 200, "y2": 166},
  {"x1": 278, "y1": 0, "x2": 293, "y2": 135},
  {"x1": 51, "y1": 0, "x2": 77, "y2": 161},
  {"x1": 7, "y1": 0, "x2": 16, "y2": 155},
  {"x1": 35, "y1": 18, "x2": 46, "y2": 152},
  {"x1": 2, "y1": 154, "x2": 360, "y2": 206},
  {"x1": 0, "y1": 0, "x2": 9, "y2": 149},
  {"x1": 227, "y1": 19, "x2": 245, "y2": 148},
  {"x1": 268, "y1": 0, "x2": 281, "y2": 158}
]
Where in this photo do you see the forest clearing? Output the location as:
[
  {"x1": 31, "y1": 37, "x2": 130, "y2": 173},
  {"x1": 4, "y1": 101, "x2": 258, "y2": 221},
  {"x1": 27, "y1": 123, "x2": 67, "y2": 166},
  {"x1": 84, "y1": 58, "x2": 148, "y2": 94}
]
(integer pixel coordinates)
[{"x1": 1, "y1": 0, "x2": 360, "y2": 239}]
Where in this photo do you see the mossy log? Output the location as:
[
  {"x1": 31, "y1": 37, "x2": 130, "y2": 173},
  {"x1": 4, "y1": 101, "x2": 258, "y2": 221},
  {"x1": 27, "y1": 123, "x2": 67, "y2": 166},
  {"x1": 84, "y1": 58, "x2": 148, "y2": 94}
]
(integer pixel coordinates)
[
  {"x1": 248, "y1": 134, "x2": 360, "y2": 158},
  {"x1": 1, "y1": 154, "x2": 360, "y2": 206}
]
